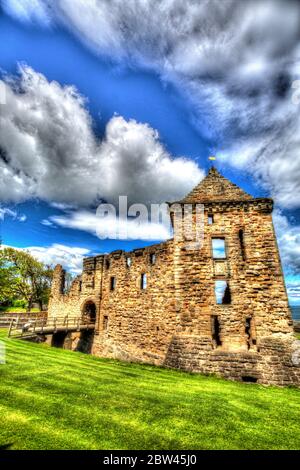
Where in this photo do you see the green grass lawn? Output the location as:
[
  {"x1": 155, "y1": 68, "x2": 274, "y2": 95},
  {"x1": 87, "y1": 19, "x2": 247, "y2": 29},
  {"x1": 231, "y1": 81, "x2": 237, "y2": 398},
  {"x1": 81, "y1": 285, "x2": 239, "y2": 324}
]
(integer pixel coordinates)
[
  {"x1": 0, "y1": 331, "x2": 299, "y2": 450},
  {"x1": 0, "y1": 307, "x2": 40, "y2": 313}
]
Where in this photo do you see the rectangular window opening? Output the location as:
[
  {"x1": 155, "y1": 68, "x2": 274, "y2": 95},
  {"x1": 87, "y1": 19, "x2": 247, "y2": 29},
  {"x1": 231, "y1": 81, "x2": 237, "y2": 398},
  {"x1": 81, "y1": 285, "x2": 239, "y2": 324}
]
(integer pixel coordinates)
[
  {"x1": 141, "y1": 273, "x2": 147, "y2": 290},
  {"x1": 215, "y1": 280, "x2": 231, "y2": 305},
  {"x1": 245, "y1": 317, "x2": 256, "y2": 350},
  {"x1": 212, "y1": 238, "x2": 226, "y2": 259},
  {"x1": 208, "y1": 214, "x2": 214, "y2": 225},
  {"x1": 110, "y1": 276, "x2": 116, "y2": 291},
  {"x1": 150, "y1": 253, "x2": 156, "y2": 265},
  {"x1": 211, "y1": 316, "x2": 222, "y2": 348},
  {"x1": 103, "y1": 315, "x2": 109, "y2": 330},
  {"x1": 239, "y1": 229, "x2": 246, "y2": 261}
]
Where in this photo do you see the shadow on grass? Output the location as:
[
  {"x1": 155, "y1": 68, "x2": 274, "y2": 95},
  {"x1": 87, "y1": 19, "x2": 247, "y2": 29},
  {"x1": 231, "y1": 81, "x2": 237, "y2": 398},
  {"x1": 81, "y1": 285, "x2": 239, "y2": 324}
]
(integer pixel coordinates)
[{"x1": 0, "y1": 443, "x2": 14, "y2": 450}]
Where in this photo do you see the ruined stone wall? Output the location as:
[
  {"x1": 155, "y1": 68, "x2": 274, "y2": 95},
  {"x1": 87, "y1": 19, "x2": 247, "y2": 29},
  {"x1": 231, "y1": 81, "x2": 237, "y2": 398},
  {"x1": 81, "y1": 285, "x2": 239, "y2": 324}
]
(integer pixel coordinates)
[
  {"x1": 48, "y1": 256, "x2": 104, "y2": 322},
  {"x1": 48, "y1": 241, "x2": 179, "y2": 364},
  {"x1": 164, "y1": 335, "x2": 300, "y2": 386},
  {"x1": 47, "y1": 195, "x2": 299, "y2": 386},
  {"x1": 92, "y1": 241, "x2": 179, "y2": 364}
]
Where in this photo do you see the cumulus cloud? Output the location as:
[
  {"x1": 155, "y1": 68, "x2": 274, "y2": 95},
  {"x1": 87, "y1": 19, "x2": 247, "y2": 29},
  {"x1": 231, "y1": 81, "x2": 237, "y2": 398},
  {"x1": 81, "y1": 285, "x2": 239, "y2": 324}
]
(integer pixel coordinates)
[
  {"x1": 1, "y1": 243, "x2": 91, "y2": 274},
  {"x1": 1, "y1": 1, "x2": 300, "y2": 278},
  {"x1": 0, "y1": 66, "x2": 203, "y2": 206},
  {"x1": 2, "y1": 0, "x2": 300, "y2": 207},
  {"x1": 26, "y1": 243, "x2": 90, "y2": 274}
]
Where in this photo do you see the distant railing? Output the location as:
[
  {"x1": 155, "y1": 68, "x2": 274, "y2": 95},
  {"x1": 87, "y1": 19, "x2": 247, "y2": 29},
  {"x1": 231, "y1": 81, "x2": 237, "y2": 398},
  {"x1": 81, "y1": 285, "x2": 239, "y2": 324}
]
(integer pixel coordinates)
[
  {"x1": 0, "y1": 312, "x2": 47, "y2": 329},
  {"x1": 8, "y1": 314, "x2": 95, "y2": 338}
]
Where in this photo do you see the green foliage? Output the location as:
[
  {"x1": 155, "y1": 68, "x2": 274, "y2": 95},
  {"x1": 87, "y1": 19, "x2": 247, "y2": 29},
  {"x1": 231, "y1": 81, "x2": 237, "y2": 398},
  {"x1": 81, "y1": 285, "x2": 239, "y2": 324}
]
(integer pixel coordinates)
[
  {"x1": 0, "y1": 248, "x2": 53, "y2": 311},
  {"x1": 0, "y1": 331, "x2": 299, "y2": 450},
  {"x1": 11, "y1": 299, "x2": 27, "y2": 309},
  {"x1": 0, "y1": 257, "x2": 15, "y2": 305}
]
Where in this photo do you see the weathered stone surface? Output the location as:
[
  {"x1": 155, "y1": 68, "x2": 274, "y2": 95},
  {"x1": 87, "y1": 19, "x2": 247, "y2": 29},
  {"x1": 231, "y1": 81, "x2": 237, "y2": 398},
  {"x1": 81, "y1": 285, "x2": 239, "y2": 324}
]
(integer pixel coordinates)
[{"x1": 48, "y1": 168, "x2": 300, "y2": 386}]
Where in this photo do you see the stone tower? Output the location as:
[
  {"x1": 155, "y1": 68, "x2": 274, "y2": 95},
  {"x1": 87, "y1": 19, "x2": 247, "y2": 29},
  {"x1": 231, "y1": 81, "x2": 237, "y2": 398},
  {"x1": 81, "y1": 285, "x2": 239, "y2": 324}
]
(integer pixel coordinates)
[{"x1": 48, "y1": 167, "x2": 299, "y2": 386}]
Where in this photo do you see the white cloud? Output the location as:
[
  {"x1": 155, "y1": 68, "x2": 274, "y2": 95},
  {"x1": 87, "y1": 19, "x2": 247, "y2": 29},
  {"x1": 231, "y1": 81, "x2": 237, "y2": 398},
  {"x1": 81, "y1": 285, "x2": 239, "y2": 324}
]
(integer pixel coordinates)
[
  {"x1": 286, "y1": 278, "x2": 300, "y2": 305},
  {"x1": 0, "y1": 206, "x2": 26, "y2": 222},
  {"x1": 2, "y1": 0, "x2": 52, "y2": 25},
  {"x1": 26, "y1": 243, "x2": 90, "y2": 274},
  {"x1": 48, "y1": 209, "x2": 171, "y2": 241},
  {"x1": 2, "y1": 0, "x2": 300, "y2": 208},
  {"x1": 1, "y1": 243, "x2": 91, "y2": 274},
  {"x1": 41, "y1": 219, "x2": 54, "y2": 227},
  {"x1": 273, "y1": 209, "x2": 300, "y2": 274},
  {"x1": 0, "y1": 66, "x2": 203, "y2": 207}
]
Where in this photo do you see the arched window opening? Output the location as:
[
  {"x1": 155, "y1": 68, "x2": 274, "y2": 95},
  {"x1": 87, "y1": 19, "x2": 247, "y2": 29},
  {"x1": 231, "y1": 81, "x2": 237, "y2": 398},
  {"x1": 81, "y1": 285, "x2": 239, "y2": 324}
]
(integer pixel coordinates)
[
  {"x1": 82, "y1": 301, "x2": 96, "y2": 324},
  {"x1": 141, "y1": 273, "x2": 147, "y2": 290}
]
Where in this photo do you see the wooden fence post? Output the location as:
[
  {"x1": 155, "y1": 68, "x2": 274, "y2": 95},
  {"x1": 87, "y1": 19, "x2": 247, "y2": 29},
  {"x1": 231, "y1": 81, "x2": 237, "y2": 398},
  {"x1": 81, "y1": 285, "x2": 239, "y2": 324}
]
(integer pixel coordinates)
[{"x1": 8, "y1": 318, "x2": 14, "y2": 337}]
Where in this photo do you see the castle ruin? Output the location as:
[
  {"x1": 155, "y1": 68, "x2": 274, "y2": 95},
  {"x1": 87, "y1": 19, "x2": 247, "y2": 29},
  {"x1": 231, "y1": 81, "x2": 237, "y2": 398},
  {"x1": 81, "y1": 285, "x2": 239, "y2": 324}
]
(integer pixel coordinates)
[{"x1": 48, "y1": 167, "x2": 300, "y2": 386}]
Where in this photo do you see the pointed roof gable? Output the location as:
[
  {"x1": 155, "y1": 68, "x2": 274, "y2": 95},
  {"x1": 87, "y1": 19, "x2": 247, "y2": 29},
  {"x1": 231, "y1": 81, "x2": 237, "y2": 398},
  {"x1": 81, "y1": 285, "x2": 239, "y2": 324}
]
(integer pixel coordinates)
[{"x1": 176, "y1": 167, "x2": 253, "y2": 204}]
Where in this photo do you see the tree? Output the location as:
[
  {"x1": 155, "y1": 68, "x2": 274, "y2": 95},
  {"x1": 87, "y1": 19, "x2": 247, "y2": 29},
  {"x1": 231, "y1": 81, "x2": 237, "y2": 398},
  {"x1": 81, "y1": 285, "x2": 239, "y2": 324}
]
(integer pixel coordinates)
[
  {"x1": 0, "y1": 256, "x2": 15, "y2": 306},
  {"x1": 0, "y1": 248, "x2": 53, "y2": 311}
]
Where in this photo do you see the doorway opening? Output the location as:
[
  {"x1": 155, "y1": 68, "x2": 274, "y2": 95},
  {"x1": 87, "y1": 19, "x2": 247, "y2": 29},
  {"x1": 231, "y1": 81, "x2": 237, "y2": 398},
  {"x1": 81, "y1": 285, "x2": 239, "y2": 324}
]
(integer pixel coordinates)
[{"x1": 82, "y1": 300, "x2": 97, "y2": 324}]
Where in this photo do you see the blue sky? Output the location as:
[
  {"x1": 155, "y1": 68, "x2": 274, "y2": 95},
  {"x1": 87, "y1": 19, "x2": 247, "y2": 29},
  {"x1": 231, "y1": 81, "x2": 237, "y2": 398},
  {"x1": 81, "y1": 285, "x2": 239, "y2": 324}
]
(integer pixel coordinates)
[{"x1": 0, "y1": 1, "x2": 299, "y2": 305}]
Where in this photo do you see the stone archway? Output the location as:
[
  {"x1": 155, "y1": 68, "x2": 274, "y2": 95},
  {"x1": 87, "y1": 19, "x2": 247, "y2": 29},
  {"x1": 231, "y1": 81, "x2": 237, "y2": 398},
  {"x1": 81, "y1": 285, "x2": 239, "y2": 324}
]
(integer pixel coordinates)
[
  {"x1": 76, "y1": 300, "x2": 97, "y2": 354},
  {"x1": 81, "y1": 300, "x2": 97, "y2": 324}
]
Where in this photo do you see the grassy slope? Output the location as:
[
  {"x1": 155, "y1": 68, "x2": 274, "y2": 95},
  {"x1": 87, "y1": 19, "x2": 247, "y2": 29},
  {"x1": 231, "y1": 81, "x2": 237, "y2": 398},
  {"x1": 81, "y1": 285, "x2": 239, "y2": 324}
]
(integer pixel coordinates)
[{"x1": 0, "y1": 331, "x2": 299, "y2": 450}]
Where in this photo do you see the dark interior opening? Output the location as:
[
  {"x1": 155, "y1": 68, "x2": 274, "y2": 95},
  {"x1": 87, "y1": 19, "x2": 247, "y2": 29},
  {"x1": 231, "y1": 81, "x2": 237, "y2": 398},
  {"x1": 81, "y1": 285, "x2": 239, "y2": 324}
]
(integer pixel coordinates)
[
  {"x1": 245, "y1": 316, "x2": 256, "y2": 350},
  {"x1": 239, "y1": 229, "x2": 246, "y2": 261},
  {"x1": 76, "y1": 330, "x2": 94, "y2": 354},
  {"x1": 82, "y1": 301, "x2": 96, "y2": 323},
  {"x1": 51, "y1": 331, "x2": 67, "y2": 348},
  {"x1": 242, "y1": 376, "x2": 258, "y2": 383},
  {"x1": 211, "y1": 316, "x2": 222, "y2": 347},
  {"x1": 110, "y1": 276, "x2": 116, "y2": 291},
  {"x1": 222, "y1": 284, "x2": 231, "y2": 304}
]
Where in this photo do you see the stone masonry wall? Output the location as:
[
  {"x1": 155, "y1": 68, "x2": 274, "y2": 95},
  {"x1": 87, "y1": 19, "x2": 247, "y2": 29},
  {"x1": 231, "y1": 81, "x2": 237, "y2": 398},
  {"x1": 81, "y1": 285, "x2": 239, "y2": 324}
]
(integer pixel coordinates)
[{"x1": 47, "y1": 168, "x2": 300, "y2": 386}]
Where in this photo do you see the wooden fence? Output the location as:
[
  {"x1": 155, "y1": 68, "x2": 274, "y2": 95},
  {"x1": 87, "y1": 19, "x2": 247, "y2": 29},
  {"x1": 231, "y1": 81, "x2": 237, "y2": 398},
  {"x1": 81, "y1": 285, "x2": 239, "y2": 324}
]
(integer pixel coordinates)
[
  {"x1": 0, "y1": 312, "x2": 47, "y2": 329},
  {"x1": 8, "y1": 314, "x2": 95, "y2": 339}
]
